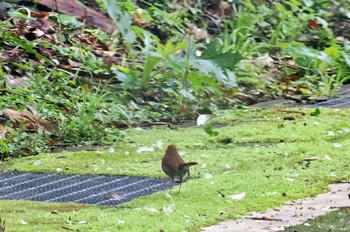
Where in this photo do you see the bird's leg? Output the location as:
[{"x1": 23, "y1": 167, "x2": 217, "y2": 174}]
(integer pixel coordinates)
[
  {"x1": 177, "y1": 179, "x2": 182, "y2": 194},
  {"x1": 168, "y1": 177, "x2": 174, "y2": 193}
]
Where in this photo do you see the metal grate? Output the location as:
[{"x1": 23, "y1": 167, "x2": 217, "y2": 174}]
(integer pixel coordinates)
[
  {"x1": 305, "y1": 96, "x2": 350, "y2": 108},
  {"x1": 318, "y1": 87, "x2": 350, "y2": 108},
  {"x1": 0, "y1": 172, "x2": 172, "y2": 206},
  {"x1": 285, "y1": 87, "x2": 350, "y2": 108}
]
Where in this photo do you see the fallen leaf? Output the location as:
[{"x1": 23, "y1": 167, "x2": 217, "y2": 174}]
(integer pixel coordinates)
[
  {"x1": 163, "y1": 204, "x2": 175, "y2": 214},
  {"x1": 137, "y1": 146, "x2": 154, "y2": 153},
  {"x1": 33, "y1": 160, "x2": 41, "y2": 166},
  {"x1": 197, "y1": 114, "x2": 211, "y2": 126},
  {"x1": 20, "y1": 219, "x2": 28, "y2": 225},
  {"x1": 108, "y1": 193, "x2": 125, "y2": 201},
  {"x1": 145, "y1": 207, "x2": 158, "y2": 213},
  {"x1": 333, "y1": 143, "x2": 342, "y2": 148},
  {"x1": 228, "y1": 192, "x2": 246, "y2": 200},
  {"x1": 205, "y1": 173, "x2": 213, "y2": 179}
]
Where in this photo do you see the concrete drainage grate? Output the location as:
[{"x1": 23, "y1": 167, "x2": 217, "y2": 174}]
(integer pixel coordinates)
[
  {"x1": 0, "y1": 172, "x2": 172, "y2": 206},
  {"x1": 306, "y1": 96, "x2": 350, "y2": 108},
  {"x1": 300, "y1": 87, "x2": 350, "y2": 108}
]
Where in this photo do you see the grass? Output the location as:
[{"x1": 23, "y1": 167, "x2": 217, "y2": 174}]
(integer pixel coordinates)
[
  {"x1": 1, "y1": 107, "x2": 350, "y2": 231},
  {"x1": 284, "y1": 209, "x2": 350, "y2": 231}
]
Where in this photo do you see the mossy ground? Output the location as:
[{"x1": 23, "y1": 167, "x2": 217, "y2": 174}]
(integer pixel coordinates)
[
  {"x1": 284, "y1": 208, "x2": 350, "y2": 231},
  {"x1": 1, "y1": 107, "x2": 350, "y2": 231}
]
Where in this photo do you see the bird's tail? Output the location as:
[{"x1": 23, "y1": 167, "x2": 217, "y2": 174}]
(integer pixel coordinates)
[
  {"x1": 179, "y1": 162, "x2": 198, "y2": 173},
  {"x1": 180, "y1": 162, "x2": 198, "y2": 167}
]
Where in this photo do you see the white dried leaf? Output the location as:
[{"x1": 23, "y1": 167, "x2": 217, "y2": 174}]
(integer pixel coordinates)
[
  {"x1": 109, "y1": 193, "x2": 125, "y2": 201},
  {"x1": 93, "y1": 164, "x2": 99, "y2": 171},
  {"x1": 197, "y1": 114, "x2": 211, "y2": 126},
  {"x1": 56, "y1": 167, "x2": 62, "y2": 172},
  {"x1": 195, "y1": 50, "x2": 202, "y2": 56},
  {"x1": 155, "y1": 141, "x2": 163, "y2": 149},
  {"x1": 137, "y1": 146, "x2": 154, "y2": 153},
  {"x1": 184, "y1": 215, "x2": 191, "y2": 223},
  {"x1": 205, "y1": 173, "x2": 213, "y2": 179},
  {"x1": 334, "y1": 143, "x2": 342, "y2": 148},
  {"x1": 286, "y1": 178, "x2": 295, "y2": 182},
  {"x1": 255, "y1": 54, "x2": 274, "y2": 67},
  {"x1": 78, "y1": 220, "x2": 88, "y2": 224},
  {"x1": 108, "y1": 147, "x2": 115, "y2": 153},
  {"x1": 163, "y1": 204, "x2": 175, "y2": 214},
  {"x1": 328, "y1": 131, "x2": 335, "y2": 136},
  {"x1": 20, "y1": 219, "x2": 28, "y2": 225},
  {"x1": 228, "y1": 192, "x2": 246, "y2": 200},
  {"x1": 145, "y1": 207, "x2": 158, "y2": 213},
  {"x1": 33, "y1": 160, "x2": 41, "y2": 166},
  {"x1": 324, "y1": 155, "x2": 331, "y2": 160},
  {"x1": 201, "y1": 163, "x2": 207, "y2": 168},
  {"x1": 117, "y1": 220, "x2": 125, "y2": 224},
  {"x1": 165, "y1": 193, "x2": 172, "y2": 198}
]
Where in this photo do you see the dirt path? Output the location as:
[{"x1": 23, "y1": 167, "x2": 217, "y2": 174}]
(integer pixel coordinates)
[{"x1": 202, "y1": 182, "x2": 350, "y2": 232}]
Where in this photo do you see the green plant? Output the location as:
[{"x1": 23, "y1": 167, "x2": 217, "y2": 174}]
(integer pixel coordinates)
[
  {"x1": 0, "y1": 138, "x2": 9, "y2": 159},
  {"x1": 1, "y1": 31, "x2": 52, "y2": 64},
  {"x1": 281, "y1": 41, "x2": 350, "y2": 97},
  {"x1": 57, "y1": 83, "x2": 111, "y2": 142},
  {"x1": 221, "y1": 4, "x2": 265, "y2": 56},
  {"x1": 103, "y1": 0, "x2": 137, "y2": 44}
]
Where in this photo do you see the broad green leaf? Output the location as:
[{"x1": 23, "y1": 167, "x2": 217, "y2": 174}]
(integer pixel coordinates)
[
  {"x1": 200, "y1": 53, "x2": 244, "y2": 70},
  {"x1": 188, "y1": 58, "x2": 237, "y2": 87},
  {"x1": 341, "y1": 51, "x2": 350, "y2": 68},
  {"x1": 103, "y1": 0, "x2": 136, "y2": 44},
  {"x1": 204, "y1": 124, "x2": 219, "y2": 136},
  {"x1": 201, "y1": 39, "x2": 243, "y2": 70},
  {"x1": 180, "y1": 89, "x2": 195, "y2": 100},
  {"x1": 324, "y1": 46, "x2": 340, "y2": 59},
  {"x1": 187, "y1": 72, "x2": 220, "y2": 92},
  {"x1": 310, "y1": 108, "x2": 321, "y2": 116},
  {"x1": 141, "y1": 55, "x2": 162, "y2": 87}
]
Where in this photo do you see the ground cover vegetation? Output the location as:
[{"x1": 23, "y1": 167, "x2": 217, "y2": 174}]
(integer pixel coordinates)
[
  {"x1": 284, "y1": 208, "x2": 350, "y2": 231},
  {"x1": 1, "y1": 107, "x2": 350, "y2": 231},
  {"x1": 0, "y1": 0, "x2": 349, "y2": 157}
]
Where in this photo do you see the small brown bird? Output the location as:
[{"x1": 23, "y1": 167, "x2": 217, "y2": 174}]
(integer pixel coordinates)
[{"x1": 161, "y1": 144, "x2": 198, "y2": 192}]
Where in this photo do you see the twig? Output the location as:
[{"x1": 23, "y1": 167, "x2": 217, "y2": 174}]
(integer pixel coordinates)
[{"x1": 246, "y1": 216, "x2": 282, "y2": 221}]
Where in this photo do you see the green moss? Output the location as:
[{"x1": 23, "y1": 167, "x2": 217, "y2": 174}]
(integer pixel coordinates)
[
  {"x1": 284, "y1": 209, "x2": 350, "y2": 231},
  {"x1": 1, "y1": 107, "x2": 350, "y2": 231}
]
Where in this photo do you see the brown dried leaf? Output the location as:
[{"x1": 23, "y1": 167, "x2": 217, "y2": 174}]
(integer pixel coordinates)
[
  {"x1": 0, "y1": 124, "x2": 8, "y2": 139},
  {"x1": 3, "y1": 108, "x2": 58, "y2": 134}
]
